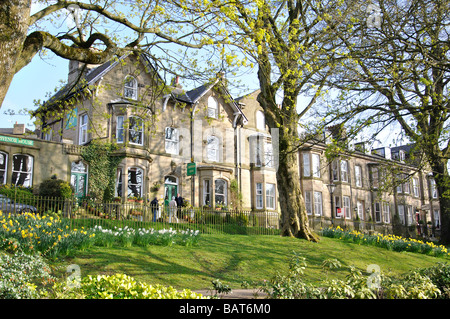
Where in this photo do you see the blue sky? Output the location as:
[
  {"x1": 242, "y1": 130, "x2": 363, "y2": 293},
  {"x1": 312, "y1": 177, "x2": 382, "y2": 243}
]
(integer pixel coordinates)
[{"x1": 1, "y1": 54, "x2": 68, "y2": 130}]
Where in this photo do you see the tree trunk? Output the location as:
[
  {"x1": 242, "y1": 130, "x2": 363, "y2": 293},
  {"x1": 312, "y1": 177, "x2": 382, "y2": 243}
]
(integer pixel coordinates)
[
  {"x1": 276, "y1": 137, "x2": 319, "y2": 241},
  {"x1": 0, "y1": 0, "x2": 31, "y2": 107},
  {"x1": 257, "y1": 85, "x2": 319, "y2": 242},
  {"x1": 429, "y1": 158, "x2": 450, "y2": 245}
]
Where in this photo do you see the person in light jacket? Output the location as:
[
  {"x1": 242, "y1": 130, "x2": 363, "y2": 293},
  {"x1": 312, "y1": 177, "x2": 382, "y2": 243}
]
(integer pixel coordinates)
[{"x1": 169, "y1": 196, "x2": 177, "y2": 223}]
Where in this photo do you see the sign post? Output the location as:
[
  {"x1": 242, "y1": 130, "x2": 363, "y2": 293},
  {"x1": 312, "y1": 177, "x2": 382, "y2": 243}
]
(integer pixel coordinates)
[{"x1": 187, "y1": 162, "x2": 196, "y2": 176}]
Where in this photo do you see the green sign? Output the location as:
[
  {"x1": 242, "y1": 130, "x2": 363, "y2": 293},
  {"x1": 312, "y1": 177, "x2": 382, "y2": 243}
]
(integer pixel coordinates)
[
  {"x1": 0, "y1": 135, "x2": 34, "y2": 146},
  {"x1": 187, "y1": 162, "x2": 196, "y2": 176}
]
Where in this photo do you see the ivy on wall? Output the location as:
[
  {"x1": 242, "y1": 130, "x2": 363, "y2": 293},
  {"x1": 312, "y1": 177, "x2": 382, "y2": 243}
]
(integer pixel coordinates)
[{"x1": 81, "y1": 140, "x2": 124, "y2": 202}]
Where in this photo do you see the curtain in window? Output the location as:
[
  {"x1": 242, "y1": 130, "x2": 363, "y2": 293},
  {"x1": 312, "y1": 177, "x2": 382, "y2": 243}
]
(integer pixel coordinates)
[
  {"x1": 128, "y1": 167, "x2": 143, "y2": 197},
  {"x1": 12, "y1": 154, "x2": 33, "y2": 187},
  {"x1": 129, "y1": 117, "x2": 143, "y2": 145},
  {"x1": 215, "y1": 179, "x2": 227, "y2": 205}
]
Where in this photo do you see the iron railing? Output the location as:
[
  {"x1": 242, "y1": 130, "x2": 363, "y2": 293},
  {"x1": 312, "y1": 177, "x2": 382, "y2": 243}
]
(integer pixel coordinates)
[{"x1": 0, "y1": 193, "x2": 281, "y2": 235}]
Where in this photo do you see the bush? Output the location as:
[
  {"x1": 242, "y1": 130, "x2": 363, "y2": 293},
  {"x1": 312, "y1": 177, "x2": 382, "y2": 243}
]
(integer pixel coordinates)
[
  {"x1": 38, "y1": 176, "x2": 74, "y2": 199},
  {"x1": 418, "y1": 262, "x2": 450, "y2": 298},
  {"x1": 258, "y1": 251, "x2": 443, "y2": 299},
  {"x1": 76, "y1": 273, "x2": 206, "y2": 299},
  {"x1": 0, "y1": 251, "x2": 54, "y2": 299}
]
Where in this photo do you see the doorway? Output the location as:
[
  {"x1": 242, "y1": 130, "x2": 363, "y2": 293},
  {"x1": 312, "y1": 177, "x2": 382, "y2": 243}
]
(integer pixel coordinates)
[
  {"x1": 164, "y1": 175, "x2": 178, "y2": 207},
  {"x1": 71, "y1": 161, "x2": 88, "y2": 199}
]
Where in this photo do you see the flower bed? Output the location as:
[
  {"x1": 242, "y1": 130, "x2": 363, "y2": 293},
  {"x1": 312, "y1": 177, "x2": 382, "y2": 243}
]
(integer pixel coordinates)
[
  {"x1": 0, "y1": 211, "x2": 93, "y2": 258},
  {"x1": 320, "y1": 226, "x2": 449, "y2": 257},
  {"x1": 91, "y1": 225, "x2": 200, "y2": 247},
  {"x1": 1, "y1": 211, "x2": 201, "y2": 259}
]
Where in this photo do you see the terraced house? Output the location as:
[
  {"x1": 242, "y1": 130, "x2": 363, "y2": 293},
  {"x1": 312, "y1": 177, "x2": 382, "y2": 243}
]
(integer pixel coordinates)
[
  {"x1": 29, "y1": 53, "x2": 278, "y2": 219},
  {"x1": 0, "y1": 52, "x2": 441, "y2": 237},
  {"x1": 299, "y1": 138, "x2": 441, "y2": 239}
]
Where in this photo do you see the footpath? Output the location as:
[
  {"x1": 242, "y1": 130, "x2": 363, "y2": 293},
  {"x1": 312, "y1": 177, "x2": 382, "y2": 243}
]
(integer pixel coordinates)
[{"x1": 194, "y1": 289, "x2": 268, "y2": 299}]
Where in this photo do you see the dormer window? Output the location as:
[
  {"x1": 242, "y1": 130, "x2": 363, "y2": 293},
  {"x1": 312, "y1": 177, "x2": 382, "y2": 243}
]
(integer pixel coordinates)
[
  {"x1": 256, "y1": 110, "x2": 265, "y2": 131},
  {"x1": 207, "y1": 96, "x2": 218, "y2": 119},
  {"x1": 124, "y1": 76, "x2": 138, "y2": 100}
]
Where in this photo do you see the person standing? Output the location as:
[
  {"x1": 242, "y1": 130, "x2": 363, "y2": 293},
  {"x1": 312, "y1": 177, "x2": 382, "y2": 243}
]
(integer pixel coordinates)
[
  {"x1": 150, "y1": 197, "x2": 159, "y2": 222},
  {"x1": 175, "y1": 193, "x2": 183, "y2": 219},
  {"x1": 169, "y1": 196, "x2": 177, "y2": 223}
]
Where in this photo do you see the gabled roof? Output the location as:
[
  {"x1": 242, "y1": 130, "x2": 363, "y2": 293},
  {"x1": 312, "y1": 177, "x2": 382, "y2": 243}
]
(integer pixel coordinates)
[
  {"x1": 34, "y1": 52, "x2": 162, "y2": 116},
  {"x1": 34, "y1": 53, "x2": 248, "y2": 126},
  {"x1": 172, "y1": 77, "x2": 248, "y2": 125}
]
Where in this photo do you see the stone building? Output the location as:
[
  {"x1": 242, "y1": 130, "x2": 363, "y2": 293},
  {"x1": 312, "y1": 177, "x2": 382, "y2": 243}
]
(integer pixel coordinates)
[
  {"x1": 32, "y1": 53, "x2": 279, "y2": 215},
  {"x1": 0, "y1": 52, "x2": 440, "y2": 237}
]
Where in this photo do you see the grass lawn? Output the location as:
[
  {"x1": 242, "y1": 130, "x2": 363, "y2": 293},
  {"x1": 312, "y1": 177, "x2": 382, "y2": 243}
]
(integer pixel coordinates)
[{"x1": 53, "y1": 234, "x2": 450, "y2": 290}]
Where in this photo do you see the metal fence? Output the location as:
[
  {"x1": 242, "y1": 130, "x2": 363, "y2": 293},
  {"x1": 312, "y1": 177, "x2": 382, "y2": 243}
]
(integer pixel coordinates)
[{"x1": 0, "y1": 193, "x2": 281, "y2": 235}]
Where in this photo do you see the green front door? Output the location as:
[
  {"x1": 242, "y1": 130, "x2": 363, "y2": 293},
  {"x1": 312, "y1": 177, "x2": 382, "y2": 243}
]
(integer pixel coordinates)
[
  {"x1": 71, "y1": 173, "x2": 87, "y2": 199},
  {"x1": 164, "y1": 184, "x2": 177, "y2": 207}
]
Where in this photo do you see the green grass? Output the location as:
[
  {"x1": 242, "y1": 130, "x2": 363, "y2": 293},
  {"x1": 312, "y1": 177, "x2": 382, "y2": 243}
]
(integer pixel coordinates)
[{"x1": 53, "y1": 234, "x2": 450, "y2": 290}]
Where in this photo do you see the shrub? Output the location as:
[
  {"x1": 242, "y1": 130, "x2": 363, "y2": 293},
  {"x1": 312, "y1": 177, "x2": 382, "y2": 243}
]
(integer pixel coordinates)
[
  {"x1": 0, "y1": 251, "x2": 54, "y2": 299},
  {"x1": 77, "y1": 274, "x2": 206, "y2": 299},
  {"x1": 418, "y1": 262, "x2": 450, "y2": 298},
  {"x1": 258, "y1": 251, "x2": 443, "y2": 299},
  {"x1": 38, "y1": 176, "x2": 74, "y2": 199}
]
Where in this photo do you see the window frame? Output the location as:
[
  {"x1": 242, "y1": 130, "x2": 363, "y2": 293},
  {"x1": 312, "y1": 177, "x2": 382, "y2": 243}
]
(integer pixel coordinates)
[
  {"x1": 79, "y1": 113, "x2": 88, "y2": 145},
  {"x1": 343, "y1": 195, "x2": 351, "y2": 219},
  {"x1": 312, "y1": 153, "x2": 320, "y2": 178},
  {"x1": 11, "y1": 154, "x2": 33, "y2": 187},
  {"x1": 124, "y1": 76, "x2": 138, "y2": 100},
  {"x1": 128, "y1": 116, "x2": 144, "y2": 146},
  {"x1": 398, "y1": 204, "x2": 405, "y2": 225},
  {"x1": 116, "y1": 116, "x2": 124, "y2": 143},
  {"x1": 206, "y1": 135, "x2": 220, "y2": 162},
  {"x1": 313, "y1": 191, "x2": 323, "y2": 216},
  {"x1": 256, "y1": 110, "x2": 265, "y2": 131},
  {"x1": 203, "y1": 179, "x2": 211, "y2": 206},
  {"x1": 0, "y1": 152, "x2": 7, "y2": 185},
  {"x1": 303, "y1": 153, "x2": 310, "y2": 177},
  {"x1": 215, "y1": 179, "x2": 227, "y2": 205},
  {"x1": 383, "y1": 203, "x2": 391, "y2": 224},
  {"x1": 355, "y1": 165, "x2": 362, "y2": 187},
  {"x1": 412, "y1": 178, "x2": 419, "y2": 197},
  {"x1": 340, "y1": 160, "x2": 349, "y2": 182},
  {"x1": 207, "y1": 96, "x2": 219, "y2": 119},
  {"x1": 305, "y1": 191, "x2": 312, "y2": 215},
  {"x1": 165, "y1": 127, "x2": 179, "y2": 155},
  {"x1": 374, "y1": 202, "x2": 382, "y2": 223},
  {"x1": 356, "y1": 200, "x2": 364, "y2": 220},
  {"x1": 430, "y1": 179, "x2": 438, "y2": 199},
  {"x1": 127, "y1": 167, "x2": 143, "y2": 198},
  {"x1": 256, "y1": 183, "x2": 263, "y2": 209},
  {"x1": 266, "y1": 183, "x2": 276, "y2": 210}
]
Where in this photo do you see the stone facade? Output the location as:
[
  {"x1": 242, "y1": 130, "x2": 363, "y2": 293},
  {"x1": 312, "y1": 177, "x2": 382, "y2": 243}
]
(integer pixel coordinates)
[
  {"x1": 32, "y1": 53, "x2": 279, "y2": 215},
  {"x1": 1, "y1": 52, "x2": 440, "y2": 238},
  {"x1": 298, "y1": 141, "x2": 441, "y2": 238}
]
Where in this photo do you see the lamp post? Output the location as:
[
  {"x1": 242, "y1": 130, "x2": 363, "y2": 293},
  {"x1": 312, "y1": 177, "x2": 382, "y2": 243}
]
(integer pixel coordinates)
[{"x1": 327, "y1": 183, "x2": 336, "y2": 226}]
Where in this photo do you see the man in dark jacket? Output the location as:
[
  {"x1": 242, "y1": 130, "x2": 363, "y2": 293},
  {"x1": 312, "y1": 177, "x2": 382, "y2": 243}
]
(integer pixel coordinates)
[
  {"x1": 150, "y1": 197, "x2": 159, "y2": 222},
  {"x1": 175, "y1": 193, "x2": 183, "y2": 219}
]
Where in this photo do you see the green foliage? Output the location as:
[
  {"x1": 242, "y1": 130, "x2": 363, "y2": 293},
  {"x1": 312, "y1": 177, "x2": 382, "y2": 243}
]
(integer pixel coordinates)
[
  {"x1": 418, "y1": 262, "x2": 450, "y2": 298},
  {"x1": 0, "y1": 184, "x2": 34, "y2": 199},
  {"x1": 38, "y1": 176, "x2": 74, "y2": 198},
  {"x1": 210, "y1": 279, "x2": 232, "y2": 298},
  {"x1": 0, "y1": 251, "x2": 54, "y2": 299},
  {"x1": 75, "y1": 273, "x2": 206, "y2": 299},
  {"x1": 259, "y1": 251, "x2": 443, "y2": 299},
  {"x1": 81, "y1": 140, "x2": 124, "y2": 202}
]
